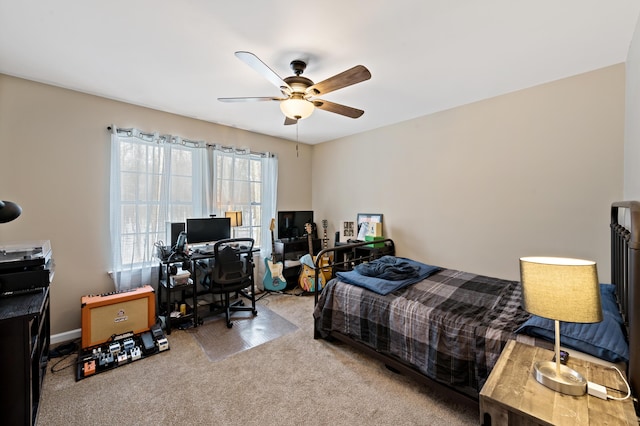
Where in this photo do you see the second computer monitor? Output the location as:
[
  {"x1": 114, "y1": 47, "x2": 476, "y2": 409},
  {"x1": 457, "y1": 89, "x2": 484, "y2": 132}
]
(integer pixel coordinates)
[{"x1": 186, "y1": 217, "x2": 231, "y2": 245}]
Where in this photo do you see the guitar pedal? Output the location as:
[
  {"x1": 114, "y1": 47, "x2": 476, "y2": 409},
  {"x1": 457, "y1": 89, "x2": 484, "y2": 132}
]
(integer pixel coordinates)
[{"x1": 157, "y1": 337, "x2": 169, "y2": 352}]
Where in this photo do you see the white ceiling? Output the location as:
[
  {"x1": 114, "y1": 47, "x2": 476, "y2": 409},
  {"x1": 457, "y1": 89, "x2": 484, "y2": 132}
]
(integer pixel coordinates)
[{"x1": 1, "y1": 1, "x2": 639, "y2": 145}]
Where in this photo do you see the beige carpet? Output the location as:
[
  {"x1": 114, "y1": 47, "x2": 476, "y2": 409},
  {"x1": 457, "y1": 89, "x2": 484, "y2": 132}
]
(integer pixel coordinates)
[
  {"x1": 37, "y1": 293, "x2": 478, "y2": 425},
  {"x1": 189, "y1": 303, "x2": 298, "y2": 362}
]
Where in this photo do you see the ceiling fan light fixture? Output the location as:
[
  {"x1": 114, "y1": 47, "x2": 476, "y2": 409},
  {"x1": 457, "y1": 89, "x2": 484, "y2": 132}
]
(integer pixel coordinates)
[{"x1": 280, "y1": 98, "x2": 314, "y2": 120}]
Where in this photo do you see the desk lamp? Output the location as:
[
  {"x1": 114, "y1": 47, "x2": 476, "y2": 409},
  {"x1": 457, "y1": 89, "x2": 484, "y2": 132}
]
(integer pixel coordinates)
[
  {"x1": 0, "y1": 200, "x2": 22, "y2": 223},
  {"x1": 225, "y1": 211, "x2": 243, "y2": 238},
  {"x1": 519, "y1": 256, "x2": 602, "y2": 396}
]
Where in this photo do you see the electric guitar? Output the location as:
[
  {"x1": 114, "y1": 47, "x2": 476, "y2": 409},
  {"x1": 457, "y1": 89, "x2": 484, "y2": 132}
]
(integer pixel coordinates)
[
  {"x1": 320, "y1": 219, "x2": 332, "y2": 268},
  {"x1": 263, "y1": 218, "x2": 287, "y2": 291},
  {"x1": 298, "y1": 223, "x2": 330, "y2": 292}
]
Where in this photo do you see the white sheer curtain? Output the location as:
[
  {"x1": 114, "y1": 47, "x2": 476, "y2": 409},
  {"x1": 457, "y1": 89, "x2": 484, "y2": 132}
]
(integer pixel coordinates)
[
  {"x1": 260, "y1": 155, "x2": 278, "y2": 258},
  {"x1": 110, "y1": 129, "x2": 207, "y2": 291},
  {"x1": 110, "y1": 130, "x2": 164, "y2": 291},
  {"x1": 201, "y1": 145, "x2": 216, "y2": 216}
]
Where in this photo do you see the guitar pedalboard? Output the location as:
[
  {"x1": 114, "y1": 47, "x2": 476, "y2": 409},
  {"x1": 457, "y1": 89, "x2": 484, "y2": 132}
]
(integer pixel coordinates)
[{"x1": 76, "y1": 324, "x2": 169, "y2": 381}]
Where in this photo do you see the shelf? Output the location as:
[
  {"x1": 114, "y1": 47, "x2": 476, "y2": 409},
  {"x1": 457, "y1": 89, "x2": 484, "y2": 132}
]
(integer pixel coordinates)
[
  {"x1": 158, "y1": 260, "x2": 197, "y2": 334},
  {"x1": 160, "y1": 279, "x2": 194, "y2": 290},
  {"x1": 274, "y1": 238, "x2": 321, "y2": 289}
]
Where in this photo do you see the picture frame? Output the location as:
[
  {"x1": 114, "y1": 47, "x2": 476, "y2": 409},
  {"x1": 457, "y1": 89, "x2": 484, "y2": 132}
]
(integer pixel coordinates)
[
  {"x1": 356, "y1": 213, "x2": 383, "y2": 240},
  {"x1": 340, "y1": 220, "x2": 356, "y2": 242}
]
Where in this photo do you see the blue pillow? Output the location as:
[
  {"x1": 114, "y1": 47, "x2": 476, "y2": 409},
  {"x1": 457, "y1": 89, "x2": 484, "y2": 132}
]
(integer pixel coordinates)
[{"x1": 515, "y1": 284, "x2": 629, "y2": 363}]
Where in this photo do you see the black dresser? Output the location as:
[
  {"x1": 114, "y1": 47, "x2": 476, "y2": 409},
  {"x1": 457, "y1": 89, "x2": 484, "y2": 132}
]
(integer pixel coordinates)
[{"x1": 0, "y1": 287, "x2": 50, "y2": 425}]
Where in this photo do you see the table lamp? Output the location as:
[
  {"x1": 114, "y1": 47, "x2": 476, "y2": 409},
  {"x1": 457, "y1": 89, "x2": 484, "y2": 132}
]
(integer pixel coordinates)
[
  {"x1": 0, "y1": 200, "x2": 22, "y2": 223},
  {"x1": 225, "y1": 211, "x2": 243, "y2": 237},
  {"x1": 519, "y1": 256, "x2": 602, "y2": 396}
]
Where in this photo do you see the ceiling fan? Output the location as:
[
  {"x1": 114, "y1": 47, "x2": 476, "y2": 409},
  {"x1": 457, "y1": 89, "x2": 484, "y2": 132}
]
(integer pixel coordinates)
[{"x1": 218, "y1": 51, "x2": 371, "y2": 125}]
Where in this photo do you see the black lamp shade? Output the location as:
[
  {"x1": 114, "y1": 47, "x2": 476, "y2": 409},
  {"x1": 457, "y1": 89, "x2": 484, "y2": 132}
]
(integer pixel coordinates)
[{"x1": 0, "y1": 200, "x2": 22, "y2": 223}]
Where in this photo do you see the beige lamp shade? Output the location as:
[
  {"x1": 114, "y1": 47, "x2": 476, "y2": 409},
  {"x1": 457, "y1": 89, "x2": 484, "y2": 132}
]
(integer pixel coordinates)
[
  {"x1": 225, "y1": 211, "x2": 243, "y2": 227},
  {"x1": 519, "y1": 256, "x2": 602, "y2": 323}
]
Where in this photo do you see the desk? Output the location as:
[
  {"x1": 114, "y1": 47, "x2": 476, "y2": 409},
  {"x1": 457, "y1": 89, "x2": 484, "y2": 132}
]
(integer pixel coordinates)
[{"x1": 158, "y1": 245, "x2": 256, "y2": 331}]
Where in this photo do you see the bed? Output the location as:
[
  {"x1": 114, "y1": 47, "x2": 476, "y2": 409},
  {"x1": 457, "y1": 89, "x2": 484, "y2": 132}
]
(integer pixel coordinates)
[{"x1": 312, "y1": 201, "x2": 639, "y2": 409}]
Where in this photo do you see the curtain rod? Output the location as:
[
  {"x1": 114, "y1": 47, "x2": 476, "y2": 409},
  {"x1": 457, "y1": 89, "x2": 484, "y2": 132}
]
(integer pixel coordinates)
[{"x1": 107, "y1": 126, "x2": 274, "y2": 158}]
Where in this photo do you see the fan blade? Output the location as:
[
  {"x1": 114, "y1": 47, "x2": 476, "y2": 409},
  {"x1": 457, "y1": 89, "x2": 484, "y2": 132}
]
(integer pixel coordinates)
[
  {"x1": 284, "y1": 116, "x2": 297, "y2": 126},
  {"x1": 313, "y1": 99, "x2": 364, "y2": 119},
  {"x1": 306, "y1": 65, "x2": 371, "y2": 96},
  {"x1": 218, "y1": 96, "x2": 284, "y2": 102},
  {"x1": 235, "y1": 51, "x2": 292, "y2": 93}
]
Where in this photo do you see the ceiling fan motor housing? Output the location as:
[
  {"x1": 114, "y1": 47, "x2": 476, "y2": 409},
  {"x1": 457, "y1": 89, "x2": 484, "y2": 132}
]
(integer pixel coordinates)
[
  {"x1": 283, "y1": 75, "x2": 314, "y2": 95},
  {"x1": 290, "y1": 60, "x2": 307, "y2": 76}
]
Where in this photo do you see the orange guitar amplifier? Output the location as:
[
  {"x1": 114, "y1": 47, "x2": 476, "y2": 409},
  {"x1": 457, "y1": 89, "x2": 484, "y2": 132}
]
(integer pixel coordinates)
[{"x1": 81, "y1": 285, "x2": 156, "y2": 349}]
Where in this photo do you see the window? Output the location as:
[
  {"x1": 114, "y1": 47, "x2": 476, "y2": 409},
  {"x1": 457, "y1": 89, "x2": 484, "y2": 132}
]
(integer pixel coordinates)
[
  {"x1": 213, "y1": 150, "x2": 263, "y2": 248},
  {"x1": 117, "y1": 140, "x2": 199, "y2": 266},
  {"x1": 110, "y1": 128, "x2": 277, "y2": 291}
]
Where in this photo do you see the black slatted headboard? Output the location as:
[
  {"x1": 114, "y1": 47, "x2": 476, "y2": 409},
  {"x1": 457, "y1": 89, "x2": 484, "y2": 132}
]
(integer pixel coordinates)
[{"x1": 610, "y1": 201, "x2": 640, "y2": 401}]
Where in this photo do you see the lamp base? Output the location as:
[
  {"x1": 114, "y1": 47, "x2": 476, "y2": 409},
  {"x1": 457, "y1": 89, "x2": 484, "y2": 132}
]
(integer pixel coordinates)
[{"x1": 533, "y1": 361, "x2": 587, "y2": 396}]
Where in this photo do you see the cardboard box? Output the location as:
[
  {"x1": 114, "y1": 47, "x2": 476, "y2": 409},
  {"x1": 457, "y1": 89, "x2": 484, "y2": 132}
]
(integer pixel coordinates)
[{"x1": 365, "y1": 235, "x2": 385, "y2": 248}]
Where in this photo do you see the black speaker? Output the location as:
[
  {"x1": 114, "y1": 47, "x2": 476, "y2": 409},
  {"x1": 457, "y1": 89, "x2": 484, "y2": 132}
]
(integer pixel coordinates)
[{"x1": 166, "y1": 222, "x2": 185, "y2": 246}]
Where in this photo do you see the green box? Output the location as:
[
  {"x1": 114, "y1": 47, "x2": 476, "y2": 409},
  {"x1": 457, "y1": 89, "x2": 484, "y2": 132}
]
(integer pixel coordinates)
[{"x1": 365, "y1": 235, "x2": 385, "y2": 248}]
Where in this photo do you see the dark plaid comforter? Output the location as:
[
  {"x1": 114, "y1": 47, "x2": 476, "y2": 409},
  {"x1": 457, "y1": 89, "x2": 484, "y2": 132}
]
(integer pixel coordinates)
[{"x1": 313, "y1": 268, "x2": 531, "y2": 398}]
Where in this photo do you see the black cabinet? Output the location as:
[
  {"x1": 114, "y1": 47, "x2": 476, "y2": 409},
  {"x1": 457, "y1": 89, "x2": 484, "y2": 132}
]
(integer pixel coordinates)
[
  {"x1": 0, "y1": 287, "x2": 50, "y2": 426},
  {"x1": 274, "y1": 238, "x2": 321, "y2": 289}
]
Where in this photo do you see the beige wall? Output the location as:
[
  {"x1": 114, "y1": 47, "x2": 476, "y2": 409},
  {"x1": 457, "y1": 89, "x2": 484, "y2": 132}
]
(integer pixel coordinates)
[
  {"x1": 0, "y1": 74, "x2": 312, "y2": 335},
  {"x1": 625, "y1": 15, "x2": 640, "y2": 199},
  {"x1": 312, "y1": 65, "x2": 625, "y2": 282}
]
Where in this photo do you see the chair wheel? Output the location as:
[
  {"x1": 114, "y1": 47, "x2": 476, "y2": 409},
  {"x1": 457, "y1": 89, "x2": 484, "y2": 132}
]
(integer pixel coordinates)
[
  {"x1": 252, "y1": 310, "x2": 258, "y2": 315},
  {"x1": 227, "y1": 322, "x2": 233, "y2": 328}
]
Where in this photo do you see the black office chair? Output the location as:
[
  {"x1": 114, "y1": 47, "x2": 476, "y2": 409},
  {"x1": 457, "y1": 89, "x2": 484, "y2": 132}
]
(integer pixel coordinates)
[{"x1": 202, "y1": 238, "x2": 257, "y2": 328}]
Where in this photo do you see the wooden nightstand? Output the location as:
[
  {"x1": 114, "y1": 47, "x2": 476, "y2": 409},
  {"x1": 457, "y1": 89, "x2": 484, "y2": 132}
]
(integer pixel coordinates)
[{"x1": 480, "y1": 340, "x2": 637, "y2": 425}]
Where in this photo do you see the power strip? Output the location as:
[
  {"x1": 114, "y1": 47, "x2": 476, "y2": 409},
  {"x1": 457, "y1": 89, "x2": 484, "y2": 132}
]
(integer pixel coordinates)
[{"x1": 587, "y1": 381, "x2": 608, "y2": 400}]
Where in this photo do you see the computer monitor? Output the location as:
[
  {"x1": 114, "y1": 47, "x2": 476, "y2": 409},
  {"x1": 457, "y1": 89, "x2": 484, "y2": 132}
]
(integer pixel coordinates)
[
  {"x1": 277, "y1": 210, "x2": 313, "y2": 240},
  {"x1": 186, "y1": 217, "x2": 231, "y2": 245}
]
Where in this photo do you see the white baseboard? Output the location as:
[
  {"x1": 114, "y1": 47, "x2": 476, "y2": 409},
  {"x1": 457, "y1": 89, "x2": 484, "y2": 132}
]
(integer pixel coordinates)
[{"x1": 51, "y1": 328, "x2": 81, "y2": 345}]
